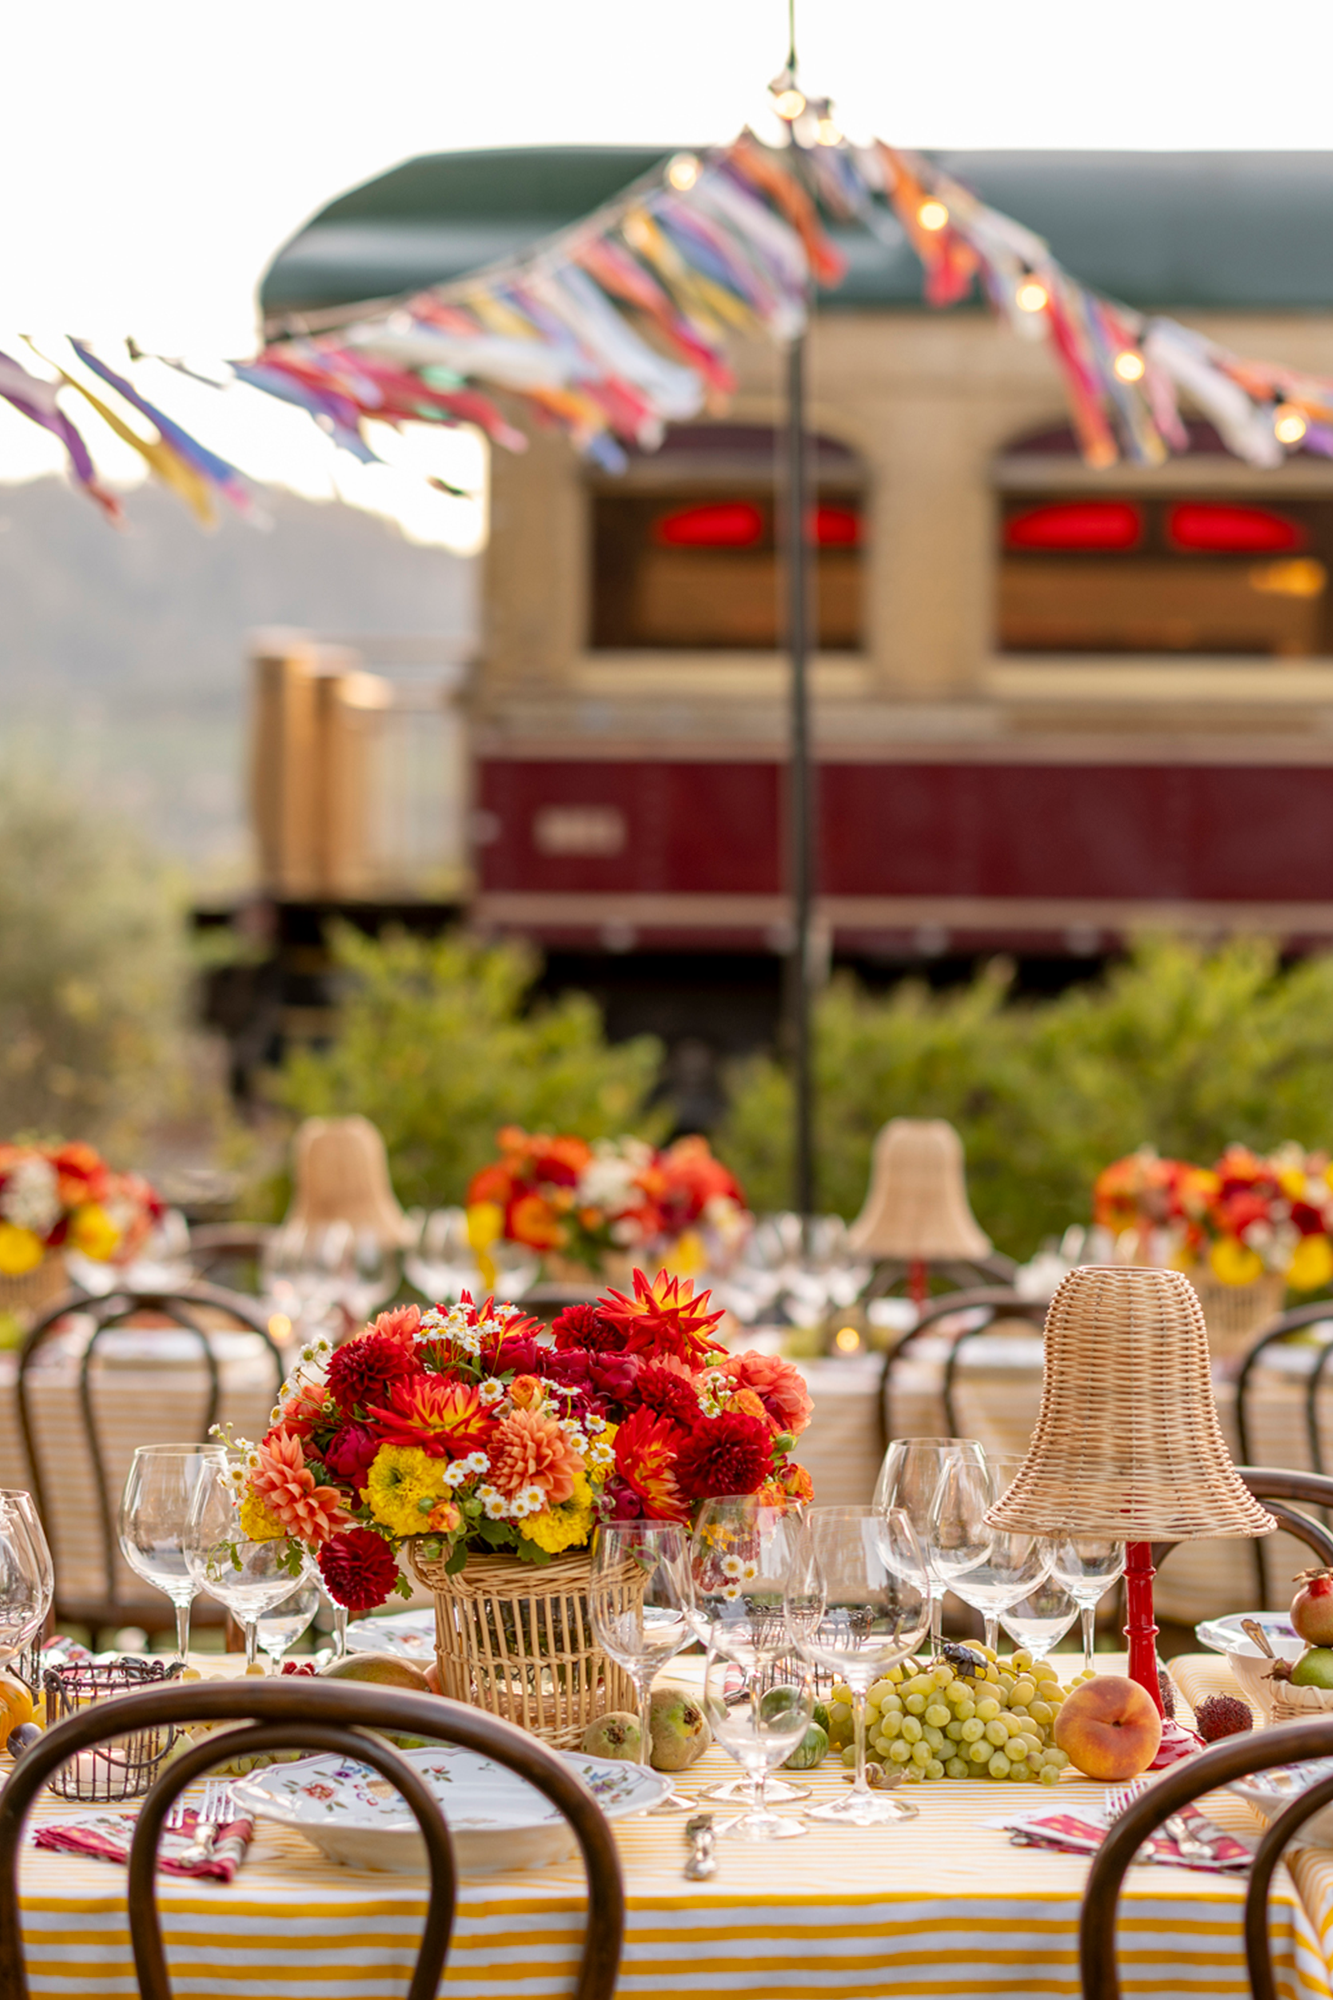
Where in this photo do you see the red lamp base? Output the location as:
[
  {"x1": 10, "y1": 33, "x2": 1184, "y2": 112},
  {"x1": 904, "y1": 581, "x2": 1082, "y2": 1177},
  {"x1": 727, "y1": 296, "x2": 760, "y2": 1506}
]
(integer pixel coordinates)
[
  {"x1": 1149, "y1": 1717, "x2": 1205, "y2": 1768},
  {"x1": 1123, "y1": 1539, "x2": 1202, "y2": 1765}
]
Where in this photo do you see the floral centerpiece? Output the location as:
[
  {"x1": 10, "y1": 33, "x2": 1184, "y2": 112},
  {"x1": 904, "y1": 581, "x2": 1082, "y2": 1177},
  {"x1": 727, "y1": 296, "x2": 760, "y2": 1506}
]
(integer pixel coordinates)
[
  {"x1": 0, "y1": 1141, "x2": 163, "y2": 1277},
  {"x1": 1093, "y1": 1142, "x2": 1333, "y2": 1293},
  {"x1": 465, "y1": 1127, "x2": 749, "y2": 1280},
  {"x1": 236, "y1": 1268, "x2": 813, "y2": 1613}
]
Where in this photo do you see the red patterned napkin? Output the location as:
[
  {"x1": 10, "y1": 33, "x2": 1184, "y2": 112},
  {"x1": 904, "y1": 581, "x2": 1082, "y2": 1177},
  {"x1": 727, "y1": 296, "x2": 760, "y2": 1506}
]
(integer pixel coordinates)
[
  {"x1": 35, "y1": 1806, "x2": 255, "y2": 1882},
  {"x1": 988, "y1": 1800, "x2": 1252, "y2": 1872}
]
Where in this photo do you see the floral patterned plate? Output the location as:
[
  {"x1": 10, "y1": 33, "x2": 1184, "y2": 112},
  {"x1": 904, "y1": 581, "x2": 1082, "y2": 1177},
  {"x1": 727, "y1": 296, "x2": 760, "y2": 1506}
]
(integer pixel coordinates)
[
  {"x1": 343, "y1": 1610, "x2": 437, "y2": 1660},
  {"x1": 231, "y1": 1744, "x2": 669, "y2": 1873}
]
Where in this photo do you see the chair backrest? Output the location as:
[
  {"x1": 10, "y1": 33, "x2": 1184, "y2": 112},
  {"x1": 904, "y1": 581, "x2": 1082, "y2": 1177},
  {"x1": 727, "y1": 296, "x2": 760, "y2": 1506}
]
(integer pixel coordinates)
[
  {"x1": 877, "y1": 1287, "x2": 1046, "y2": 1453},
  {"x1": 13, "y1": 1285, "x2": 285, "y2": 1633},
  {"x1": 0, "y1": 1677, "x2": 625, "y2": 2000},
  {"x1": 287, "y1": 1115, "x2": 412, "y2": 1247},
  {"x1": 1079, "y1": 1714, "x2": 1333, "y2": 2000}
]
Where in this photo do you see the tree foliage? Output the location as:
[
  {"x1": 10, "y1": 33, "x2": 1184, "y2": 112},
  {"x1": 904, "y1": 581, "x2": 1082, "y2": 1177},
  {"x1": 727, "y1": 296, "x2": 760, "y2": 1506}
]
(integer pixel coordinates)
[
  {"x1": 271, "y1": 925, "x2": 665, "y2": 1211},
  {"x1": 716, "y1": 936, "x2": 1333, "y2": 1260}
]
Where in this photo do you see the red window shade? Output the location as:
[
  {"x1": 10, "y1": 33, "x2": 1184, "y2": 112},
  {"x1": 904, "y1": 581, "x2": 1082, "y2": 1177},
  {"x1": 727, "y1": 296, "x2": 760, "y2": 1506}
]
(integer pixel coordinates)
[
  {"x1": 813, "y1": 504, "x2": 861, "y2": 547},
  {"x1": 1005, "y1": 500, "x2": 1143, "y2": 551},
  {"x1": 1167, "y1": 502, "x2": 1306, "y2": 553},
  {"x1": 654, "y1": 500, "x2": 764, "y2": 548}
]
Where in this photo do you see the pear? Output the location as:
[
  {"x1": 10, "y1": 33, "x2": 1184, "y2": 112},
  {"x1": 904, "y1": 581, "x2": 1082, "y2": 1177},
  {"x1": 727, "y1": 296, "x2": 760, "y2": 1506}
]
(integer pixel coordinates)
[
  {"x1": 582, "y1": 1712, "x2": 642, "y2": 1761},
  {"x1": 648, "y1": 1686, "x2": 711, "y2": 1772}
]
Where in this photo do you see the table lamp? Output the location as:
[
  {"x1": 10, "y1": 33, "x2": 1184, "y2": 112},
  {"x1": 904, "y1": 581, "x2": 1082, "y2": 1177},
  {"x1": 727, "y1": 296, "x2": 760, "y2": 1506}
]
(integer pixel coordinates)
[
  {"x1": 847, "y1": 1118, "x2": 991, "y2": 1305},
  {"x1": 987, "y1": 1264, "x2": 1273, "y2": 1766}
]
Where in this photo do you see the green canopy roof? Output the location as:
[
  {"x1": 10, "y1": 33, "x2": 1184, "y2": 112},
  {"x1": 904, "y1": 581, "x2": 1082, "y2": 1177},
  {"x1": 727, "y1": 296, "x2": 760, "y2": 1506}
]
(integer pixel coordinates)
[{"x1": 260, "y1": 146, "x2": 1333, "y2": 325}]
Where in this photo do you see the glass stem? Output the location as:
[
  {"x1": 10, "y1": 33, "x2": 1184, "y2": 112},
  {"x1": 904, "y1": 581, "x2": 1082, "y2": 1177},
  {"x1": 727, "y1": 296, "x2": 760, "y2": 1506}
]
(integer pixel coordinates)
[
  {"x1": 850, "y1": 1688, "x2": 870, "y2": 1798},
  {"x1": 173, "y1": 1597, "x2": 191, "y2": 1663},
  {"x1": 637, "y1": 1674, "x2": 653, "y2": 1771},
  {"x1": 244, "y1": 1620, "x2": 259, "y2": 1669},
  {"x1": 929, "y1": 1584, "x2": 944, "y2": 1650},
  {"x1": 332, "y1": 1604, "x2": 347, "y2": 1661},
  {"x1": 1081, "y1": 1602, "x2": 1096, "y2": 1673},
  {"x1": 753, "y1": 1763, "x2": 770, "y2": 1820},
  {"x1": 984, "y1": 1613, "x2": 999, "y2": 1654}
]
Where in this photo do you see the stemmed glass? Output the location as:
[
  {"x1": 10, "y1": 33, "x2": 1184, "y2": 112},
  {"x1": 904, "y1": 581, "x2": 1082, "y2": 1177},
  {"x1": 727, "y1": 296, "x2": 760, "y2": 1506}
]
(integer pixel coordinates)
[
  {"x1": 1050, "y1": 1536, "x2": 1126, "y2": 1673},
  {"x1": 702, "y1": 1653, "x2": 814, "y2": 1840},
  {"x1": 255, "y1": 1580, "x2": 321, "y2": 1671},
  {"x1": 999, "y1": 1574, "x2": 1080, "y2": 1660},
  {"x1": 118, "y1": 1444, "x2": 230, "y2": 1660},
  {"x1": 784, "y1": 1505, "x2": 931, "y2": 1826},
  {"x1": 686, "y1": 1495, "x2": 811, "y2": 1806},
  {"x1": 0, "y1": 1490, "x2": 54, "y2": 1668},
  {"x1": 928, "y1": 1455, "x2": 1051, "y2": 1654},
  {"x1": 183, "y1": 1454, "x2": 312, "y2": 1669},
  {"x1": 589, "y1": 1521, "x2": 693, "y2": 1807},
  {"x1": 874, "y1": 1437, "x2": 987, "y2": 1647}
]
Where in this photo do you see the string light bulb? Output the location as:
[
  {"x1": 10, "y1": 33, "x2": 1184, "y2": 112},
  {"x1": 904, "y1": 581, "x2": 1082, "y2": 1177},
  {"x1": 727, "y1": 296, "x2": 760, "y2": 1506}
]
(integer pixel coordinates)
[
  {"x1": 666, "y1": 153, "x2": 701, "y2": 192},
  {"x1": 816, "y1": 112, "x2": 843, "y2": 146},
  {"x1": 773, "y1": 86, "x2": 806, "y2": 120},
  {"x1": 1113, "y1": 349, "x2": 1146, "y2": 384},
  {"x1": 1016, "y1": 279, "x2": 1049, "y2": 313},
  {"x1": 1276, "y1": 406, "x2": 1309, "y2": 445},
  {"x1": 917, "y1": 199, "x2": 949, "y2": 233}
]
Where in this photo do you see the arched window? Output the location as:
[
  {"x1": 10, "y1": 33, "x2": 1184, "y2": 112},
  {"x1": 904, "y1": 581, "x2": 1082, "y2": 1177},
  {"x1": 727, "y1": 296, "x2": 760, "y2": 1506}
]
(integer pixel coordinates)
[
  {"x1": 995, "y1": 421, "x2": 1331, "y2": 656},
  {"x1": 589, "y1": 424, "x2": 865, "y2": 651}
]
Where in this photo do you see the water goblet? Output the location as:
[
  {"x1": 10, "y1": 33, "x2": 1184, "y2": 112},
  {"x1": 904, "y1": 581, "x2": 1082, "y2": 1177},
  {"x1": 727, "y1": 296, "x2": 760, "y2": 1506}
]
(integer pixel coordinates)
[
  {"x1": 1050, "y1": 1536, "x2": 1126, "y2": 1673},
  {"x1": 874, "y1": 1437, "x2": 987, "y2": 1647},
  {"x1": 0, "y1": 1490, "x2": 53, "y2": 1668},
  {"x1": 784, "y1": 1505, "x2": 931, "y2": 1826},
  {"x1": 702, "y1": 1653, "x2": 814, "y2": 1840},
  {"x1": 118, "y1": 1444, "x2": 229, "y2": 1660},
  {"x1": 183, "y1": 1455, "x2": 312, "y2": 1669},
  {"x1": 256, "y1": 1579, "x2": 321, "y2": 1671},
  {"x1": 590, "y1": 1521, "x2": 693, "y2": 1807},
  {"x1": 930, "y1": 1455, "x2": 1050, "y2": 1653},
  {"x1": 999, "y1": 1573, "x2": 1079, "y2": 1661}
]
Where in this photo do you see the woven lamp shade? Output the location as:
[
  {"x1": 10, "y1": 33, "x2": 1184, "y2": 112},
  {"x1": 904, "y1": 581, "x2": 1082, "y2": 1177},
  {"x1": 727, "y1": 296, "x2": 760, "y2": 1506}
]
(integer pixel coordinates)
[
  {"x1": 987, "y1": 1265, "x2": 1274, "y2": 1543},
  {"x1": 846, "y1": 1118, "x2": 991, "y2": 1262}
]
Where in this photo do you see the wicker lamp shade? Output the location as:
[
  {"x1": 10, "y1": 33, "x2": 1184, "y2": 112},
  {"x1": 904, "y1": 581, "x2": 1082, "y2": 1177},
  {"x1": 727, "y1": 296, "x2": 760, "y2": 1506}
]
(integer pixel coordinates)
[
  {"x1": 988, "y1": 1265, "x2": 1273, "y2": 1543},
  {"x1": 287, "y1": 1115, "x2": 414, "y2": 1249},
  {"x1": 846, "y1": 1118, "x2": 991, "y2": 1262}
]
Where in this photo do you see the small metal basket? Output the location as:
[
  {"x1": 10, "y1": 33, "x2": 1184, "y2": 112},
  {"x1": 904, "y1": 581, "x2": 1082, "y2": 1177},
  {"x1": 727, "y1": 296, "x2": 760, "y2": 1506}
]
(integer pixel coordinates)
[{"x1": 42, "y1": 1658, "x2": 183, "y2": 1802}]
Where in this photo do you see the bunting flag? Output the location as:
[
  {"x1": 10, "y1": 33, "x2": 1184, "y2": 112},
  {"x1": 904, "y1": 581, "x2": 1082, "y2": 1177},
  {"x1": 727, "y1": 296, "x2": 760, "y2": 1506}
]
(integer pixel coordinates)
[{"x1": 11, "y1": 124, "x2": 1333, "y2": 526}]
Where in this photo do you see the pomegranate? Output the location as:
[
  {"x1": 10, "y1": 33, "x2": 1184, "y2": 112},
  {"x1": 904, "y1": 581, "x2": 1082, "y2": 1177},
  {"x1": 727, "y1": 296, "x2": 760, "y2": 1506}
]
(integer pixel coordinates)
[{"x1": 1291, "y1": 1568, "x2": 1333, "y2": 1647}]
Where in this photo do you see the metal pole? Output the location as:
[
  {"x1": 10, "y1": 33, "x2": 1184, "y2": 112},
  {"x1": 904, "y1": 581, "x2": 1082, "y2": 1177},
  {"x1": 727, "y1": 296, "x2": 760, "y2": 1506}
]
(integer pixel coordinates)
[{"x1": 786, "y1": 324, "x2": 815, "y2": 1222}]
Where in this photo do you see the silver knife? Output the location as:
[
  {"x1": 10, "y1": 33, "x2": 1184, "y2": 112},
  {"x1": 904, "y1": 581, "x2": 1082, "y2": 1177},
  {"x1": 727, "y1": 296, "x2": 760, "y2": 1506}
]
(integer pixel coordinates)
[{"x1": 684, "y1": 1812, "x2": 716, "y2": 1880}]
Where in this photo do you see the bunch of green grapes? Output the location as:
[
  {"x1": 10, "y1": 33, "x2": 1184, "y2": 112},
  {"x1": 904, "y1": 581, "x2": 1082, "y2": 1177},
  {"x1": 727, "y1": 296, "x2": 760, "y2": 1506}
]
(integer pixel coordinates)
[{"x1": 825, "y1": 1648, "x2": 1078, "y2": 1785}]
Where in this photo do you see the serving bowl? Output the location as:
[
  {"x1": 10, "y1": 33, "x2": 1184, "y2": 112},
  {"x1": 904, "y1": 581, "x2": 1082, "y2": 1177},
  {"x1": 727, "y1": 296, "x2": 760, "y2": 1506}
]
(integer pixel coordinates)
[
  {"x1": 232, "y1": 1743, "x2": 669, "y2": 1873},
  {"x1": 1225, "y1": 1635, "x2": 1305, "y2": 1718}
]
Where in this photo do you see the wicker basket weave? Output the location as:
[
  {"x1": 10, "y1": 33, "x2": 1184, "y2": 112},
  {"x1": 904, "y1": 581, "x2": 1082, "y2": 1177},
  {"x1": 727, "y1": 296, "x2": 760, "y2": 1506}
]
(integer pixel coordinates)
[
  {"x1": 1267, "y1": 1680, "x2": 1333, "y2": 1726},
  {"x1": 407, "y1": 1543, "x2": 640, "y2": 1748},
  {"x1": 0, "y1": 1251, "x2": 67, "y2": 1324},
  {"x1": 1184, "y1": 1268, "x2": 1286, "y2": 1361}
]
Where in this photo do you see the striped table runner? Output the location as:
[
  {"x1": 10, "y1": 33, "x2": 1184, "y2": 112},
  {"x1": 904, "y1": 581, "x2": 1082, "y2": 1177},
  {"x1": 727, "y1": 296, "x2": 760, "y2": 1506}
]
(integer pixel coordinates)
[{"x1": 8, "y1": 1654, "x2": 1327, "y2": 2000}]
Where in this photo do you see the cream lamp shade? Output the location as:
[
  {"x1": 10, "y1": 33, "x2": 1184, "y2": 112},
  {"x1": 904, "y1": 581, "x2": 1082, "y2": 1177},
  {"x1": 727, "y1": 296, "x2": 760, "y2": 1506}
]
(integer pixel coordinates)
[
  {"x1": 846, "y1": 1117, "x2": 991, "y2": 1263},
  {"x1": 988, "y1": 1264, "x2": 1274, "y2": 1543},
  {"x1": 286, "y1": 1115, "x2": 414, "y2": 1249}
]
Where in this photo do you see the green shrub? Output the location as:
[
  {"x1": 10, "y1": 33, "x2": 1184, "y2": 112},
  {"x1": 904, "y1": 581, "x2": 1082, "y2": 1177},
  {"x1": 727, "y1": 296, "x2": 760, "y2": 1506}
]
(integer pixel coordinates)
[
  {"x1": 270, "y1": 925, "x2": 665, "y2": 1211},
  {"x1": 716, "y1": 935, "x2": 1333, "y2": 1260}
]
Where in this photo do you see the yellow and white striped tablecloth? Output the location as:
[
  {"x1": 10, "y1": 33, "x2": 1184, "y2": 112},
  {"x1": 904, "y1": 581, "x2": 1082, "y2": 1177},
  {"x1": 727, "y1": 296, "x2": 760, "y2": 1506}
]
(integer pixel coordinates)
[{"x1": 8, "y1": 1654, "x2": 1330, "y2": 2000}]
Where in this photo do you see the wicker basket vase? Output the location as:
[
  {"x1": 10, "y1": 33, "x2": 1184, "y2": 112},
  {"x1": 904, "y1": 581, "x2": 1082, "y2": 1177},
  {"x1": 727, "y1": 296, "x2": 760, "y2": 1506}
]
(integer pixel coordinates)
[
  {"x1": 408, "y1": 1543, "x2": 640, "y2": 1748},
  {"x1": 0, "y1": 1250, "x2": 67, "y2": 1326},
  {"x1": 1185, "y1": 1268, "x2": 1286, "y2": 1361}
]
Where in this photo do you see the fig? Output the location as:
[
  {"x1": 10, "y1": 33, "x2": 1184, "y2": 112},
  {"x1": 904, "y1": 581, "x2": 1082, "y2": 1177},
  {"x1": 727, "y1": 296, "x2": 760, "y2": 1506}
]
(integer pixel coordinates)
[
  {"x1": 783, "y1": 1722, "x2": 829, "y2": 1769},
  {"x1": 6, "y1": 1722, "x2": 42, "y2": 1760},
  {"x1": 1291, "y1": 1569, "x2": 1333, "y2": 1647},
  {"x1": 582, "y1": 1712, "x2": 642, "y2": 1761},
  {"x1": 648, "y1": 1686, "x2": 711, "y2": 1772}
]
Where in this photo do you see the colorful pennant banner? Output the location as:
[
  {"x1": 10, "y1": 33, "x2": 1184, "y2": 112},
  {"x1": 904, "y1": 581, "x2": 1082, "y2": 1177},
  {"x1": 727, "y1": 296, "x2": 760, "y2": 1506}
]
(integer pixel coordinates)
[{"x1": 8, "y1": 127, "x2": 1333, "y2": 525}]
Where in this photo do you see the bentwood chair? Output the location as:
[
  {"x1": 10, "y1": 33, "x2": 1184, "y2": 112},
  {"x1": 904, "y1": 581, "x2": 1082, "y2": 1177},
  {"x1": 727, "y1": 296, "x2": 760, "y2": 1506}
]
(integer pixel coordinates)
[
  {"x1": 878, "y1": 1287, "x2": 1047, "y2": 1453},
  {"x1": 13, "y1": 1283, "x2": 285, "y2": 1644},
  {"x1": 0, "y1": 1678, "x2": 625, "y2": 2000},
  {"x1": 1079, "y1": 1713, "x2": 1333, "y2": 2000}
]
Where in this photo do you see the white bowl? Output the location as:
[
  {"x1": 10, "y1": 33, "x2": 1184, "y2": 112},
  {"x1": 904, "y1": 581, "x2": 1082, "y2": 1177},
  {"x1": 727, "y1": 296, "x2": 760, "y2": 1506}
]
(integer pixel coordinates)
[
  {"x1": 1232, "y1": 1756, "x2": 1333, "y2": 1845},
  {"x1": 1225, "y1": 1636, "x2": 1305, "y2": 1718},
  {"x1": 232, "y1": 1743, "x2": 670, "y2": 1873},
  {"x1": 1196, "y1": 1611, "x2": 1297, "y2": 1654}
]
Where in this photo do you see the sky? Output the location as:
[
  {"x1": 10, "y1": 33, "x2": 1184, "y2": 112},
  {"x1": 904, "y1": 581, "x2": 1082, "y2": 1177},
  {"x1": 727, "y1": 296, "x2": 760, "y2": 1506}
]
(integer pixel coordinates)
[{"x1": 4, "y1": 0, "x2": 1332, "y2": 547}]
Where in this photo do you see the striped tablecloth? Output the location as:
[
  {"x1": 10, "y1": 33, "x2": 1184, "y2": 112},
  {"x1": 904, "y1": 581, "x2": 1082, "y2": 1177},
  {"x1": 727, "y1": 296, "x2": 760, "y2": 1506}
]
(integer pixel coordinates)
[{"x1": 8, "y1": 1653, "x2": 1330, "y2": 2000}]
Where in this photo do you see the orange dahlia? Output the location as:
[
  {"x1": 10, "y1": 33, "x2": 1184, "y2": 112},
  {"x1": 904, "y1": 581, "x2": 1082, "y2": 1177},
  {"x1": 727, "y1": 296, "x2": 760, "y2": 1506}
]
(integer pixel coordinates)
[
  {"x1": 365, "y1": 1375, "x2": 497, "y2": 1459},
  {"x1": 612, "y1": 1408, "x2": 688, "y2": 1521},
  {"x1": 598, "y1": 1269, "x2": 726, "y2": 1366},
  {"x1": 250, "y1": 1428, "x2": 345, "y2": 1544},
  {"x1": 488, "y1": 1408, "x2": 583, "y2": 1503},
  {"x1": 721, "y1": 1351, "x2": 813, "y2": 1438}
]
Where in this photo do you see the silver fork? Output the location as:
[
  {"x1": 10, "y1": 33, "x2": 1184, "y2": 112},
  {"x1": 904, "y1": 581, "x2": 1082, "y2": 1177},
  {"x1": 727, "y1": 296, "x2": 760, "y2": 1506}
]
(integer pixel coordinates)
[
  {"x1": 1105, "y1": 1778, "x2": 1219, "y2": 1861},
  {"x1": 177, "y1": 1781, "x2": 230, "y2": 1868}
]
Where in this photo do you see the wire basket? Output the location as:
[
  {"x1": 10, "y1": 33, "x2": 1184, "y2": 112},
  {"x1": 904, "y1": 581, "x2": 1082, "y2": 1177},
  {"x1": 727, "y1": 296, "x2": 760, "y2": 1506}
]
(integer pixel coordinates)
[{"x1": 42, "y1": 1657, "x2": 183, "y2": 1801}]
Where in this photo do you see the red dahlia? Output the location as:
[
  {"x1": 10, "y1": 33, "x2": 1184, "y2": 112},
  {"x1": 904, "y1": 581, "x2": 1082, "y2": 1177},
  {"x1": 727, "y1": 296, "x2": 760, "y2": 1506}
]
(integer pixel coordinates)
[
  {"x1": 318, "y1": 1528, "x2": 400, "y2": 1612},
  {"x1": 673, "y1": 1411, "x2": 771, "y2": 1501},
  {"x1": 550, "y1": 1301, "x2": 619, "y2": 1352},
  {"x1": 637, "y1": 1363, "x2": 702, "y2": 1432},
  {"x1": 326, "y1": 1331, "x2": 417, "y2": 1412}
]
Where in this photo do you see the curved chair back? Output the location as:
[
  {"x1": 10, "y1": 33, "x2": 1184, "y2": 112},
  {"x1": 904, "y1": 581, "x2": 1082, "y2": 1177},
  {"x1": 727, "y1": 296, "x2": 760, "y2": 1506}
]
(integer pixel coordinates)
[
  {"x1": 0, "y1": 1677, "x2": 624, "y2": 2000},
  {"x1": 14, "y1": 1284, "x2": 284, "y2": 1641},
  {"x1": 878, "y1": 1287, "x2": 1046, "y2": 1453},
  {"x1": 1079, "y1": 1714, "x2": 1333, "y2": 2000}
]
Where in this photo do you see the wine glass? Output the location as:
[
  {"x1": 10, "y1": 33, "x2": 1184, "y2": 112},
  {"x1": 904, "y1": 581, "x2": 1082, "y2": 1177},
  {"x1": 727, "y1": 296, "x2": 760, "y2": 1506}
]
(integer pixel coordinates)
[
  {"x1": 118, "y1": 1443, "x2": 230, "y2": 1660},
  {"x1": 874, "y1": 1437, "x2": 987, "y2": 1647},
  {"x1": 589, "y1": 1522, "x2": 693, "y2": 1806},
  {"x1": 0, "y1": 1490, "x2": 53, "y2": 1667},
  {"x1": 1050, "y1": 1536, "x2": 1126, "y2": 1673},
  {"x1": 255, "y1": 1579, "x2": 321, "y2": 1671},
  {"x1": 784, "y1": 1505, "x2": 931, "y2": 1826},
  {"x1": 183, "y1": 1454, "x2": 312, "y2": 1669},
  {"x1": 929, "y1": 1455, "x2": 1051, "y2": 1654},
  {"x1": 999, "y1": 1574, "x2": 1080, "y2": 1661},
  {"x1": 686, "y1": 1495, "x2": 811, "y2": 1805},
  {"x1": 702, "y1": 1653, "x2": 814, "y2": 1840}
]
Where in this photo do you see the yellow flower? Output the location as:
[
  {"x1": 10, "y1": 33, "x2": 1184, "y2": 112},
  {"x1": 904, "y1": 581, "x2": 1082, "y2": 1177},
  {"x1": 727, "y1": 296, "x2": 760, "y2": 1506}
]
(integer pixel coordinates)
[
  {"x1": 0, "y1": 1225, "x2": 43, "y2": 1276},
  {"x1": 239, "y1": 1492, "x2": 287, "y2": 1542},
  {"x1": 364, "y1": 1444, "x2": 447, "y2": 1538},
  {"x1": 586, "y1": 1422, "x2": 617, "y2": 1485},
  {"x1": 1289, "y1": 1234, "x2": 1333, "y2": 1294},
  {"x1": 68, "y1": 1203, "x2": 121, "y2": 1262},
  {"x1": 519, "y1": 1470, "x2": 594, "y2": 1555},
  {"x1": 1209, "y1": 1237, "x2": 1265, "y2": 1286}
]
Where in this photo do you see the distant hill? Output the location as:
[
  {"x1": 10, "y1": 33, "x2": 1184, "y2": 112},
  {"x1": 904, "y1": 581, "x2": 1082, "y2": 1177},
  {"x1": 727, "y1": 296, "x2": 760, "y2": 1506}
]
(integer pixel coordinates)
[{"x1": 0, "y1": 477, "x2": 475, "y2": 880}]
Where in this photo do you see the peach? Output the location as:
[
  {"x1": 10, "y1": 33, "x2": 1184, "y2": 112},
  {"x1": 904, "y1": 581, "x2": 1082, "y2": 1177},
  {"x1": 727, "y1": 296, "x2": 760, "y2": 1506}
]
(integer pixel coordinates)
[{"x1": 1053, "y1": 1674, "x2": 1162, "y2": 1780}]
